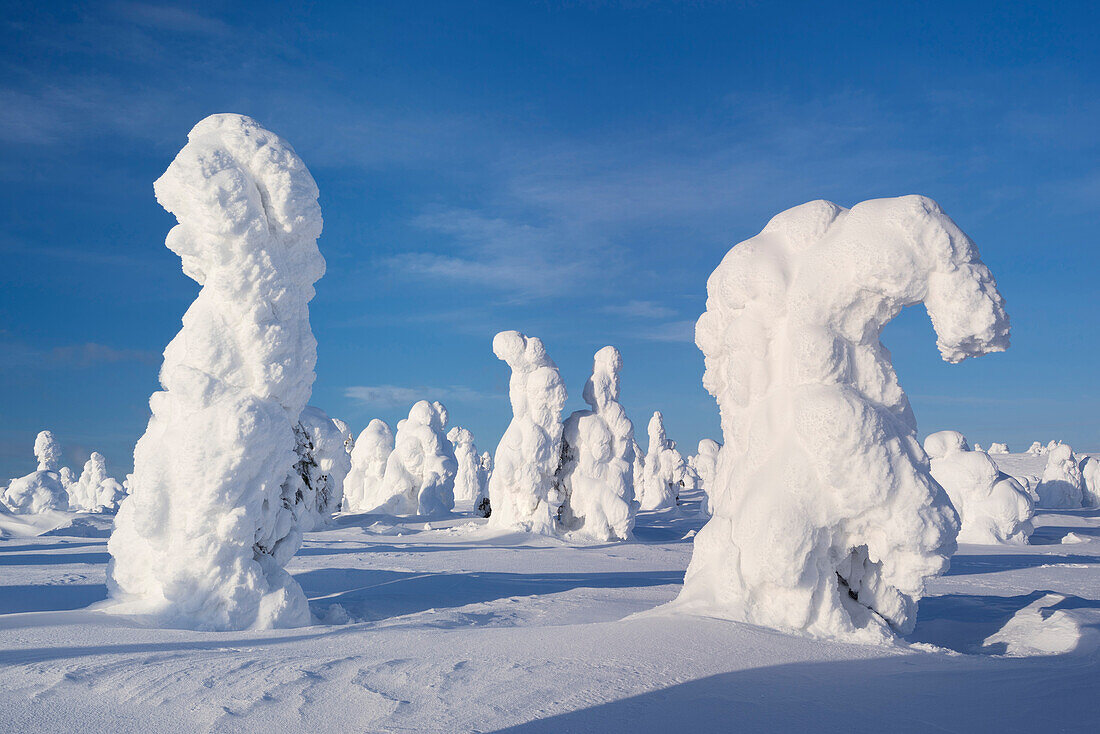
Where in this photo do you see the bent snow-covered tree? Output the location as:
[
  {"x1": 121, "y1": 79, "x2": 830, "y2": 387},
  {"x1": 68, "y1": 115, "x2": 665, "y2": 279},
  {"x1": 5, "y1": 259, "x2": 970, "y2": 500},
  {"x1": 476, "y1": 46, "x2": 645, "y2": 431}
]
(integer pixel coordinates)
[
  {"x1": 487, "y1": 331, "x2": 568, "y2": 533},
  {"x1": 558, "y1": 346, "x2": 638, "y2": 541},
  {"x1": 924, "y1": 431, "x2": 1033, "y2": 545},
  {"x1": 343, "y1": 419, "x2": 394, "y2": 512},
  {"x1": 106, "y1": 114, "x2": 325, "y2": 630},
  {"x1": 675, "y1": 196, "x2": 1010, "y2": 641}
]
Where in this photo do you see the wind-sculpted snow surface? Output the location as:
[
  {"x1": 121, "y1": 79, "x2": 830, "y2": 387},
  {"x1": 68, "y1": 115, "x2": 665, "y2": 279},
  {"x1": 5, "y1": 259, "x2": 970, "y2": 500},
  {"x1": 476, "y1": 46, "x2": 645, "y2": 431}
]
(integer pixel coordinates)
[
  {"x1": 376, "y1": 401, "x2": 457, "y2": 517},
  {"x1": 106, "y1": 114, "x2": 325, "y2": 630},
  {"x1": 638, "y1": 412, "x2": 692, "y2": 511},
  {"x1": 487, "y1": 331, "x2": 568, "y2": 533},
  {"x1": 1036, "y1": 444, "x2": 1084, "y2": 508},
  {"x1": 69, "y1": 452, "x2": 126, "y2": 513},
  {"x1": 448, "y1": 427, "x2": 487, "y2": 507},
  {"x1": 558, "y1": 346, "x2": 638, "y2": 541},
  {"x1": 344, "y1": 419, "x2": 394, "y2": 512},
  {"x1": 924, "y1": 431, "x2": 1033, "y2": 545},
  {"x1": 676, "y1": 196, "x2": 1010, "y2": 641}
]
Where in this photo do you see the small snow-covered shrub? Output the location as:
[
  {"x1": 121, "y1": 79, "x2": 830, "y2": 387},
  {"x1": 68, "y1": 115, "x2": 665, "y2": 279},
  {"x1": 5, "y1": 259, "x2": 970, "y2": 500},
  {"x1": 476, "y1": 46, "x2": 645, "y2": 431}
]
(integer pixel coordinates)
[
  {"x1": 344, "y1": 419, "x2": 395, "y2": 512},
  {"x1": 1036, "y1": 444, "x2": 1084, "y2": 508},
  {"x1": 70, "y1": 452, "x2": 127, "y2": 513},
  {"x1": 987, "y1": 442, "x2": 1010, "y2": 455},
  {"x1": 487, "y1": 331, "x2": 568, "y2": 533},
  {"x1": 638, "y1": 412, "x2": 692, "y2": 511},
  {"x1": 448, "y1": 426, "x2": 487, "y2": 507},
  {"x1": 106, "y1": 114, "x2": 324, "y2": 630},
  {"x1": 2, "y1": 431, "x2": 70, "y2": 514},
  {"x1": 924, "y1": 431, "x2": 1033, "y2": 545},
  {"x1": 376, "y1": 401, "x2": 457, "y2": 516},
  {"x1": 557, "y1": 346, "x2": 638, "y2": 541},
  {"x1": 676, "y1": 196, "x2": 1010, "y2": 641}
]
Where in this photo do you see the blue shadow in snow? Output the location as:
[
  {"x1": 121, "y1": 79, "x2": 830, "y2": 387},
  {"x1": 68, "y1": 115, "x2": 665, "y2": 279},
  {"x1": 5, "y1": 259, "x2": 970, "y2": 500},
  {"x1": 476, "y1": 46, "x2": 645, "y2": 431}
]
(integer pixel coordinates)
[
  {"x1": 945, "y1": 553, "x2": 1099, "y2": 576},
  {"x1": 0, "y1": 552, "x2": 110, "y2": 566},
  {"x1": 0, "y1": 583, "x2": 108, "y2": 614}
]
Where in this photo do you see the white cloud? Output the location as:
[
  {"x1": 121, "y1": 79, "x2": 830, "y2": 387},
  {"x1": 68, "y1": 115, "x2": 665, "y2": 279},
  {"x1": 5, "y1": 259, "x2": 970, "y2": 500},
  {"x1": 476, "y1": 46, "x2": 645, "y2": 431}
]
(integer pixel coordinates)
[
  {"x1": 637, "y1": 320, "x2": 696, "y2": 343},
  {"x1": 603, "y1": 300, "x2": 676, "y2": 319}
]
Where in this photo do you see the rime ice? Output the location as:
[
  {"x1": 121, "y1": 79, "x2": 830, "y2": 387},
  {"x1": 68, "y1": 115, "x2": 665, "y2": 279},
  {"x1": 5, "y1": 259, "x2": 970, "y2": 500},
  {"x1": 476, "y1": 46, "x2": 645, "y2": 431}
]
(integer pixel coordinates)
[
  {"x1": 675, "y1": 196, "x2": 1010, "y2": 641},
  {"x1": 487, "y1": 331, "x2": 568, "y2": 533},
  {"x1": 344, "y1": 419, "x2": 395, "y2": 512},
  {"x1": 558, "y1": 346, "x2": 638, "y2": 541},
  {"x1": 376, "y1": 401, "x2": 457, "y2": 516},
  {"x1": 105, "y1": 114, "x2": 325, "y2": 630},
  {"x1": 638, "y1": 412, "x2": 691, "y2": 511}
]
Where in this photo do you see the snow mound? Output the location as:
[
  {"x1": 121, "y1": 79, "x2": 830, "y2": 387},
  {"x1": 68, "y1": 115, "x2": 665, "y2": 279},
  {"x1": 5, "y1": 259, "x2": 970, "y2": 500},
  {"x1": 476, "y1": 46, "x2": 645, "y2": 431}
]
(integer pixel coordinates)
[
  {"x1": 558, "y1": 345, "x2": 638, "y2": 541},
  {"x1": 344, "y1": 419, "x2": 395, "y2": 512},
  {"x1": 448, "y1": 426, "x2": 488, "y2": 509},
  {"x1": 292, "y1": 406, "x2": 353, "y2": 529},
  {"x1": 1036, "y1": 444, "x2": 1084, "y2": 508},
  {"x1": 982, "y1": 594, "x2": 1083, "y2": 656},
  {"x1": 69, "y1": 452, "x2": 126, "y2": 513},
  {"x1": 376, "y1": 401, "x2": 457, "y2": 517},
  {"x1": 675, "y1": 195, "x2": 1010, "y2": 641},
  {"x1": 924, "y1": 431, "x2": 1033, "y2": 545},
  {"x1": 638, "y1": 411, "x2": 692, "y2": 511},
  {"x1": 105, "y1": 114, "x2": 325, "y2": 630},
  {"x1": 487, "y1": 331, "x2": 568, "y2": 534}
]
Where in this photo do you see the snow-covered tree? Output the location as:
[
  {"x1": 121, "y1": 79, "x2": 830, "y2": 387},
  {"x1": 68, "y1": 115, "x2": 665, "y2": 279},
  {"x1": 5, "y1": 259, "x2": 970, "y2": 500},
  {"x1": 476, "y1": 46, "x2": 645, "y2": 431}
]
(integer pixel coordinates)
[
  {"x1": 291, "y1": 406, "x2": 353, "y2": 529},
  {"x1": 376, "y1": 401, "x2": 457, "y2": 516},
  {"x1": 343, "y1": 419, "x2": 395, "y2": 512},
  {"x1": 1081, "y1": 456, "x2": 1100, "y2": 508},
  {"x1": 448, "y1": 426, "x2": 487, "y2": 508},
  {"x1": 487, "y1": 331, "x2": 568, "y2": 533},
  {"x1": 638, "y1": 412, "x2": 691, "y2": 511},
  {"x1": 924, "y1": 431, "x2": 1033, "y2": 545},
  {"x1": 1036, "y1": 444, "x2": 1084, "y2": 508},
  {"x1": 987, "y1": 442, "x2": 1010, "y2": 455},
  {"x1": 558, "y1": 346, "x2": 638, "y2": 541},
  {"x1": 2, "y1": 431, "x2": 70, "y2": 514},
  {"x1": 675, "y1": 196, "x2": 1010, "y2": 641},
  {"x1": 106, "y1": 114, "x2": 325, "y2": 630},
  {"x1": 1026, "y1": 441, "x2": 1043, "y2": 455},
  {"x1": 69, "y1": 452, "x2": 127, "y2": 513},
  {"x1": 476, "y1": 451, "x2": 493, "y2": 516},
  {"x1": 689, "y1": 439, "x2": 721, "y2": 515},
  {"x1": 332, "y1": 417, "x2": 355, "y2": 454}
]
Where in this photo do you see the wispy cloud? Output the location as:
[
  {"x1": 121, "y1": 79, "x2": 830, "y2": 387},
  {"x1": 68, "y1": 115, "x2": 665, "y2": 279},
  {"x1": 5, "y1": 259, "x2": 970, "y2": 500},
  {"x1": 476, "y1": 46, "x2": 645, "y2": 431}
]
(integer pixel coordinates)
[
  {"x1": 603, "y1": 300, "x2": 676, "y2": 319},
  {"x1": 636, "y1": 320, "x2": 696, "y2": 343},
  {"x1": 111, "y1": 2, "x2": 232, "y2": 36},
  {"x1": 344, "y1": 384, "x2": 501, "y2": 410},
  {"x1": 0, "y1": 341, "x2": 159, "y2": 369}
]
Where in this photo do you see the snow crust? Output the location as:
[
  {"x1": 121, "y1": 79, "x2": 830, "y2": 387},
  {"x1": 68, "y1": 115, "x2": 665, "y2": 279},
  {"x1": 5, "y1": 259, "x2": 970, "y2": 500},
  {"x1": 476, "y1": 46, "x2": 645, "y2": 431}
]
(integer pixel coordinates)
[
  {"x1": 375, "y1": 401, "x2": 457, "y2": 516},
  {"x1": 638, "y1": 412, "x2": 692, "y2": 511},
  {"x1": 69, "y1": 452, "x2": 126, "y2": 513},
  {"x1": 676, "y1": 195, "x2": 1010, "y2": 641},
  {"x1": 486, "y1": 331, "x2": 568, "y2": 533},
  {"x1": 448, "y1": 426, "x2": 488, "y2": 508},
  {"x1": 924, "y1": 431, "x2": 1033, "y2": 545},
  {"x1": 557, "y1": 346, "x2": 638, "y2": 541},
  {"x1": 343, "y1": 419, "x2": 395, "y2": 513},
  {"x1": 1036, "y1": 444, "x2": 1084, "y2": 508},
  {"x1": 105, "y1": 114, "x2": 325, "y2": 630}
]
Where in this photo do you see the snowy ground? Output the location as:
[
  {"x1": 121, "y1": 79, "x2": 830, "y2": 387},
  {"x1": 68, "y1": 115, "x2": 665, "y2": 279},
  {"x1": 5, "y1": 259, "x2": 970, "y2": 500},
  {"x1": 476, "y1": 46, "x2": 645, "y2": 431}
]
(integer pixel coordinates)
[{"x1": 2, "y1": 485, "x2": 1099, "y2": 733}]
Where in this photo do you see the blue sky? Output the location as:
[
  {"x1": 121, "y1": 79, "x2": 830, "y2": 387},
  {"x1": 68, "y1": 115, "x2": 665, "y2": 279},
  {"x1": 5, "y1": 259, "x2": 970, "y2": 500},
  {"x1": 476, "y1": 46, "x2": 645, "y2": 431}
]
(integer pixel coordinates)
[{"x1": 1, "y1": 1, "x2": 1098, "y2": 478}]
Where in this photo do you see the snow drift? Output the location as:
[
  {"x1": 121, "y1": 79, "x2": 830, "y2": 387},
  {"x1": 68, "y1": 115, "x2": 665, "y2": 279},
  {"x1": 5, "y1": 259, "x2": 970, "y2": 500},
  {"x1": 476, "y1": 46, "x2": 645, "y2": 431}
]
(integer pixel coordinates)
[
  {"x1": 675, "y1": 195, "x2": 1010, "y2": 641},
  {"x1": 105, "y1": 114, "x2": 325, "y2": 630},
  {"x1": 487, "y1": 331, "x2": 568, "y2": 533},
  {"x1": 558, "y1": 346, "x2": 638, "y2": 541},
  {"x1": 924, "y1": 431, "x2": 1033, "y2": 545},
  {"x1": 343, "y1": 419, "x2": 395, "y2": 512}
]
